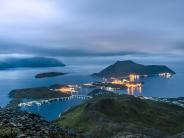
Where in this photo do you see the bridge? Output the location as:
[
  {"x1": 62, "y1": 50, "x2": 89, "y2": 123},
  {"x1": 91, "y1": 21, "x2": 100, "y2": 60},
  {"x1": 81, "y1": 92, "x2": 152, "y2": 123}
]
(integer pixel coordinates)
[{"x1": 18, "y1": 95, "x2": 92, "y2": 107}]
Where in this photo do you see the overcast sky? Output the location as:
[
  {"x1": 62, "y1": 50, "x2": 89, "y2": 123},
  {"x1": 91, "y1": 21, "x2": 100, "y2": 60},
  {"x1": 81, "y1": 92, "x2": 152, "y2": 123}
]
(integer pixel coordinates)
[{"x1": 0, "y1": 0, "x2": 184, "y2": 57}]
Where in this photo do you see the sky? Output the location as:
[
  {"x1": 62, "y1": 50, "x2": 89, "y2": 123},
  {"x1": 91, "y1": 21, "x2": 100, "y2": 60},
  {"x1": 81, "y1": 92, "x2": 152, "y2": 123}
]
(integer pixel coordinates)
[{"x1": 0, "y1": 0, "x2": 184, "y2": 58}]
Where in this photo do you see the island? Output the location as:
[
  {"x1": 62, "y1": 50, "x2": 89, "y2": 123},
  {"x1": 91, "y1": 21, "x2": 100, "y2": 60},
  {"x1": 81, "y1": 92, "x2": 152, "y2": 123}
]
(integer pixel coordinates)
[
  {"x1": 9, "y1": 87, "x2": 70, "y2": 100},
  {"x1": 35, "y1": 72, "x2": 67, "y2": 78},
  {"x1": 8, "y1": 86, "x2": 71, "y2": 108},
  {"x1": 93, "y1": 60, "x2": 175, "y2": 78},
  {"x1": 0, "y1": 57, "x2": 65, "y2": 70},
  {"x1": 54, "y1": 94, "x2": 184, "y2": 138}
]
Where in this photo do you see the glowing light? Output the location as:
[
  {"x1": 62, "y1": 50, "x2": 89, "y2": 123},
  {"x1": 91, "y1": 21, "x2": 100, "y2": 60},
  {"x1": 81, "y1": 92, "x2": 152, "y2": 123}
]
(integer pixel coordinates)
[
  {"x1": 159, "y1": 73, "x2": 172, "y2": 79},
  {"x1": 110, "y1": 77, "x2": 142, "y2": 95},
  {"x1": 58, "y1": 86, "x2": 75, "y2": 94},
  {"x1": 129, "y1": 74, "x2": 140, "y2": 82}
]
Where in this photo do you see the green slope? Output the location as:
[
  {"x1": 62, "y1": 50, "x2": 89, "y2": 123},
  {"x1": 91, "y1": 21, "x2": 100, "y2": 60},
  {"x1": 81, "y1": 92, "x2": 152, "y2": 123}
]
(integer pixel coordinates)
[{"x1": 55, "y1": 95, "x2": 184, "y2": 138}]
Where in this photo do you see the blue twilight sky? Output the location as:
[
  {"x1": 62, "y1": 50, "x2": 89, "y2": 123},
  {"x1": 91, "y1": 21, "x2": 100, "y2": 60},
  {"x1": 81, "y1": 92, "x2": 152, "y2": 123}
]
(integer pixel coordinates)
[{"x1": 0, "y1": 0, "x2": 184, "y2": 58}]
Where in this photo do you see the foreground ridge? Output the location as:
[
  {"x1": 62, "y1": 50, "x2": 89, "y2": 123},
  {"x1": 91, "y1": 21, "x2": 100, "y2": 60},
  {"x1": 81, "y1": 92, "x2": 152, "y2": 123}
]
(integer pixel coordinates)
[
  {"x1": 0, "y1": 107, "x2": 77, "y2": 138},
  {"x1": 55, "y1": 94, "x2": 184, "y2": 138}
]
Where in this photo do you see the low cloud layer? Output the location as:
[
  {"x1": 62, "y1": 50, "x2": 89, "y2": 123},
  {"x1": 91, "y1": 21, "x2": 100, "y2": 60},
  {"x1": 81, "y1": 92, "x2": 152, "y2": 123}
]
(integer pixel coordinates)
[{"x1": 0, "y1": 0, "x2": 184, "y2": 57}]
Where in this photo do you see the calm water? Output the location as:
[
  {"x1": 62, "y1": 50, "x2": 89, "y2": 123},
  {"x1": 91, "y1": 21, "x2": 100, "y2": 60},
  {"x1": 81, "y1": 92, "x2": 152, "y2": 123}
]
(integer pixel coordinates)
[{"x1": 0, "y1": 55, "x2": 184, "y2": 120}]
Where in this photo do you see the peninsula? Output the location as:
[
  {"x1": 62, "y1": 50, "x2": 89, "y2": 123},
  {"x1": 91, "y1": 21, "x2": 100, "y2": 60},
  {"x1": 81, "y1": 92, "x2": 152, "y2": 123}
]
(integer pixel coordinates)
[{"x1": 8, "y1": 86, "x2": 71, "y2": 108}]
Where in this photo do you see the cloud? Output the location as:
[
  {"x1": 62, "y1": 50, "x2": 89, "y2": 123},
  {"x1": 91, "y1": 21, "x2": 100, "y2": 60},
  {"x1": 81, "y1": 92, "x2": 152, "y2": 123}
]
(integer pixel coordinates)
[{"x1": 0, "y1": 0, "x2": 184, "y2": 57}]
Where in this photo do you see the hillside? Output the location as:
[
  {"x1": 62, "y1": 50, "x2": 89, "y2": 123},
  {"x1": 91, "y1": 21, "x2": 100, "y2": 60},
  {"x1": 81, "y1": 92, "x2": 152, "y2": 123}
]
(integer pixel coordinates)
[
  {"x1": 93, "y1": 60, "x2": 175, "y2": 78},
  {"x1": 55, "y1": 95, "x2": 184, "y2": 138},
  {"x1": 0, "y1": 57, "x2": 65, "y2": 70}
]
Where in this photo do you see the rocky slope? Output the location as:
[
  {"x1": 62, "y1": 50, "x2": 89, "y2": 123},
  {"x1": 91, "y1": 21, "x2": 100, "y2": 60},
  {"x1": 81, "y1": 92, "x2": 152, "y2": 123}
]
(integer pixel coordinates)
[{"x1": 0, "y1": 107, "x2": 76, "y2": 138}]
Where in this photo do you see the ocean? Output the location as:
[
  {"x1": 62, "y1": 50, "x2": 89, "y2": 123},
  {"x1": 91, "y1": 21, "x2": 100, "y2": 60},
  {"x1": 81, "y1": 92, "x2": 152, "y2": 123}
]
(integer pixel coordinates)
[{"x1": 0, "y1": 55, "x2": 184, "y2": 120}]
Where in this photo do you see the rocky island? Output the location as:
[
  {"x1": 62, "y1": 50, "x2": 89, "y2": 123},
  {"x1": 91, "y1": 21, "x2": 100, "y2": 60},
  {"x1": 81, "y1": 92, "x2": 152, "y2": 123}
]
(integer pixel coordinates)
[
  {"x1": 35, "y1": 72, "x2": 67, "y2": 78},
  {"x1": 0, "y1": 57, "x2": 65, "y2": 70},
  {"x1": 93, "y1": 60, "x2": 175, "y2": 78}
]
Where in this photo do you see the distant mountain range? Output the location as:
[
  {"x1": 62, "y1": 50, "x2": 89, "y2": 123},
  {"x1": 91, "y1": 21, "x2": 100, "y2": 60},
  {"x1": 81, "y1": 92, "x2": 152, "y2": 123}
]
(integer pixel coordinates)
[
  {"x1": 0, "y1": 57, "x2": 65, "y2": 70},
  {"x1": 93, "y1": 60, "x2": 175, "y2": 78}
]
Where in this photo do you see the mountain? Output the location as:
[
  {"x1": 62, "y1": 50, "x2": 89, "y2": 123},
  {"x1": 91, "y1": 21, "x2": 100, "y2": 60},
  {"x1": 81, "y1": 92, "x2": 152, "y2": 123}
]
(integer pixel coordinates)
[
  {"x1": 0, "y1": 57, "x2": 65, "y2": 69},
  {"x1": 93, "y1": 60, "x2": 175, "y2": 78},
  {"x1": 55, "y1": 95, "x2": 184, "y2": 138}
]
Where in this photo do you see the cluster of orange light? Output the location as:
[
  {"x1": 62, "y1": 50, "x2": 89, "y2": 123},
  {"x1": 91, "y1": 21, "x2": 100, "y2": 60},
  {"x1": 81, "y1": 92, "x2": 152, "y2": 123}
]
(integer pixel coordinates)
[
  {"x1": 111, "y1": 80, "x2": 124, "y2": 85},
  {"x1": 110, "y1": 74, "x2": 142, "y2": 95},
  {"x1": 125, "y1": 83, "x2": 142, "y2": 88},
  {"x1": 129, "y1": 74, "x2": 140, "y2": 82},
  {"x1": 59, "y1": 87, "x2": 75, "y2": 94},
  {"x1": 111, "y1": 78, "x2": 142, "y2": 89}
]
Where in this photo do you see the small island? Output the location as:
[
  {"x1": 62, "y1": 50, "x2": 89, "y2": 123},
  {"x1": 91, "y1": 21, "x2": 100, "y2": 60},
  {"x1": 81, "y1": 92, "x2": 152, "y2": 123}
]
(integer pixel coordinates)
[{"x1": 35, "y1": 72, "x2": 67, "y2": 78}]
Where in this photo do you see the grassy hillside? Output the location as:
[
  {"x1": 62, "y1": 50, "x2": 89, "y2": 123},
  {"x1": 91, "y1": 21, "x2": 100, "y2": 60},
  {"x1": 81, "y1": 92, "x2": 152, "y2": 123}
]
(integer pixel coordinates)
[{"x1": 55, "y1": 95, "x2": 184, "y2": 138}]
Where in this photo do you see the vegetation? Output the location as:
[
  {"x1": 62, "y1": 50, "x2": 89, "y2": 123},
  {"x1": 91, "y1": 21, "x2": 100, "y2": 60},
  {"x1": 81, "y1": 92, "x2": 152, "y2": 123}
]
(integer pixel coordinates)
[
  {"x1": 0, "y1": 128, "x2": 17, "y2": 138},
  {"x1": 93, "y1": 60, "x2": 175, "y2": 78},
  {"x1": 55, "y1": 95, "x2": 184, "y2": 137},
  {"x1": 9, "y1": 87, "x2": 70, "y2": 100},
  {"x1": 8, "y1": 87, "x2": 70, "y2": 108}
]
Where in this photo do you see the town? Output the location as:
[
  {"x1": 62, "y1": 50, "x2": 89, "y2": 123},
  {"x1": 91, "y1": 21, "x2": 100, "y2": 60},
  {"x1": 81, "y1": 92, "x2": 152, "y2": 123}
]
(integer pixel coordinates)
[
  {"x1": 17, "y1": 72, "x2": 173, "y2": 108},
  {"x1": 51, "y1": 73, "x2": 172, "y2": 96}
]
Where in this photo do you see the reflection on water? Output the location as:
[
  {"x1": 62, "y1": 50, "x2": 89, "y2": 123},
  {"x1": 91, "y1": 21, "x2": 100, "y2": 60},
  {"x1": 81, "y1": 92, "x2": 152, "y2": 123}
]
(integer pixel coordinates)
[{"x1": 127, "y1": 86, "x2": 142, "y2": 96}]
